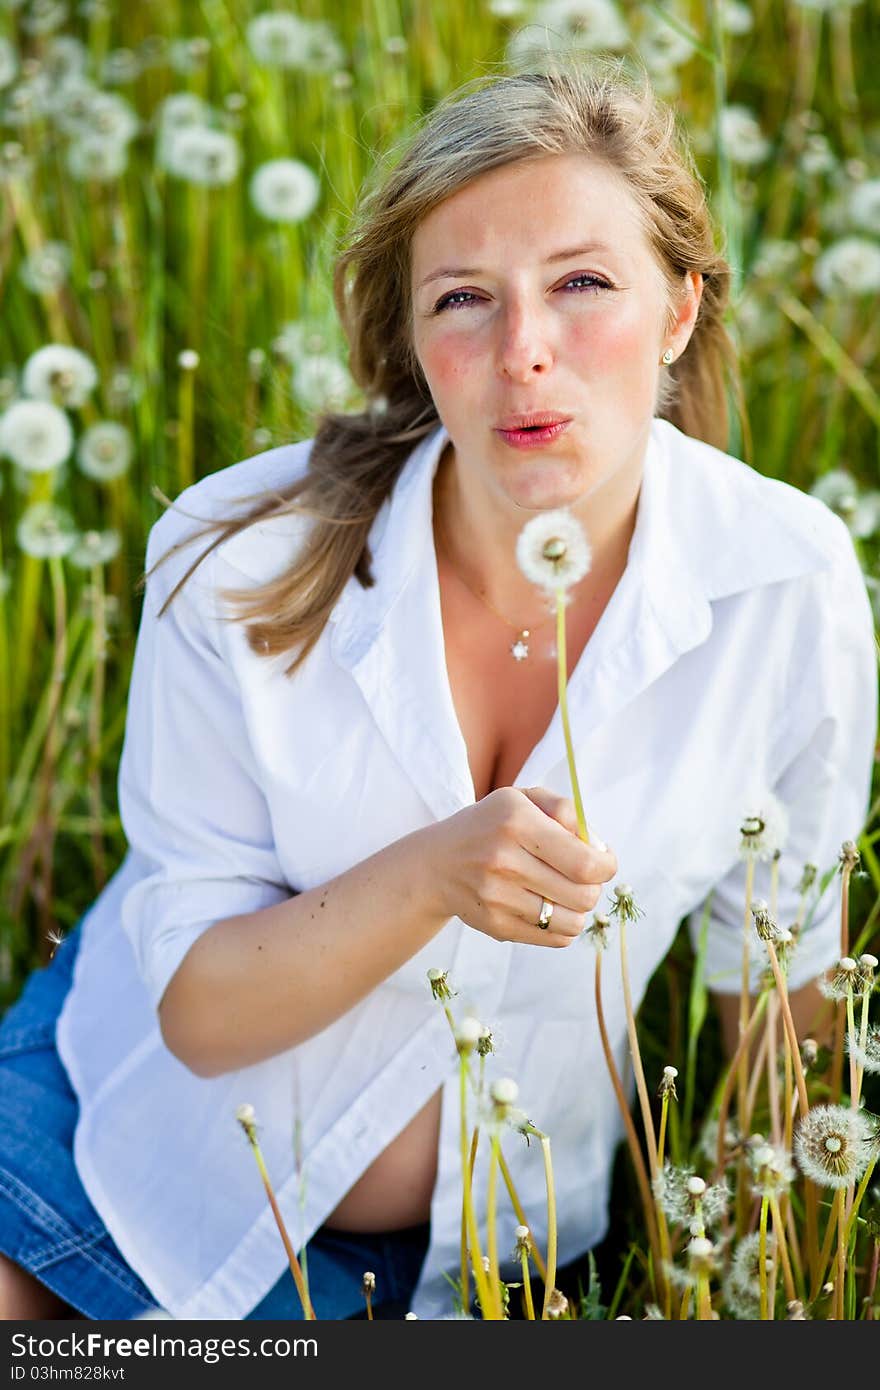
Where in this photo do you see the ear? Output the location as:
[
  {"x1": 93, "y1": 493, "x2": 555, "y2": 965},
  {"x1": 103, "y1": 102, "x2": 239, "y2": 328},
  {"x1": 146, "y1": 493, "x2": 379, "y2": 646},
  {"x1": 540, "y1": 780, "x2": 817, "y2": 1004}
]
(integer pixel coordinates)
[{"x1": 665, "y1": 271, "x2": 704, "y2": 358}]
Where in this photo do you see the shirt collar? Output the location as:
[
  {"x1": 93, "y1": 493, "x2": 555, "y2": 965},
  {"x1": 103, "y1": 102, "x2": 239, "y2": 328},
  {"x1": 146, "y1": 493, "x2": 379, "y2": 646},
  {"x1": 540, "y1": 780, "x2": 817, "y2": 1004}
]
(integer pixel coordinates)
[{"x1": 331, "y1": 414, "x2": 831, "y2": 668}]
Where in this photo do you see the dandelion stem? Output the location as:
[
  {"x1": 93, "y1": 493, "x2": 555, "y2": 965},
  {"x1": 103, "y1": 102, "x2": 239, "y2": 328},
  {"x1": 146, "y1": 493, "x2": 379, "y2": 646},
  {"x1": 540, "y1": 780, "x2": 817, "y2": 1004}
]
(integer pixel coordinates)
[
  {"x1": 520, "y1": 1246, "x2": 536, "y2": 1320},
  {"x1": 618, "y1": 921, "x2": 658, "y2": 1175},
  {"x1": 843, "y1": 1155, "x2": 877, "y2": 1250},
  {"x1": 487, "y1": 1132, "x2": 504, "y2": 1318},
  {"x1": 593, "y1": 954, "x2": 665, "y2": 1310},
  {"x1": 539, "y1": 1134, "x2": 557, "y2": 1321},
  {"x1": 846, "y1": 986, "x2": 858, "y2": 1109},
  {"x1": 498, "y1": 1150, "x2": 547, "y2": 1283},
  {"x1": 657, "y1": 1092, "x2": 670, "y2": 1171},
  {"x1": 759, "y1": 1196, "x2": 771, "y2": 1320},
  {"x1": 835, "y1": 1187, "x2": 846, "y2": 1321},
  {"x1": 713, "y1": 990, "x2": 769, "y2": 1180},
  {"x1": 458, "y1": 1058, "x2": 498, "y2": 1319},
  {"x1": 460, "y1": 1127, "x2": 479, "y2": 1312},
  {"x1": 831, "y1": 860, "x2": 856, "y2": 1104},
  {"x1": 769, "y1": 1195, "x2": 797, "y2": 1304},
  {"x1": 240, "y1": 1126, "x2": 314, "y2": 1320},
  {"x1": 555, "y1": 586, "x2": 588, "y2": 841}
]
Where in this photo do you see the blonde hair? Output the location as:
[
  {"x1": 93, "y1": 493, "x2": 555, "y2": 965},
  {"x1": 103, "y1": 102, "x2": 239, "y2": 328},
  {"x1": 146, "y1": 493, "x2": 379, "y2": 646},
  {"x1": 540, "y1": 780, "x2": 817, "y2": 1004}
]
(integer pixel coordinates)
[{"x1": 149, "y1": 56, "x2": 742, "y2": 676}]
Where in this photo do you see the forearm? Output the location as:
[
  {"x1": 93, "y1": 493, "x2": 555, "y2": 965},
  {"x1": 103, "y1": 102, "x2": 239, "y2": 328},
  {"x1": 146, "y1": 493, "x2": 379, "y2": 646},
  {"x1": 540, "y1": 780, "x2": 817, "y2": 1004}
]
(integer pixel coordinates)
[{"x1": 158, "y1": 822, "x2": 450, "y2": 1077}]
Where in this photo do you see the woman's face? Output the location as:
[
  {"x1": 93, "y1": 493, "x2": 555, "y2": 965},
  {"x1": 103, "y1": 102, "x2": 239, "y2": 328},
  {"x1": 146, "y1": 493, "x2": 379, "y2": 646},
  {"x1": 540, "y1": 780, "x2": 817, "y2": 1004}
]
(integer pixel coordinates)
[{"x1": 410, "y1": 152, "x2": 701, "y2": 515}]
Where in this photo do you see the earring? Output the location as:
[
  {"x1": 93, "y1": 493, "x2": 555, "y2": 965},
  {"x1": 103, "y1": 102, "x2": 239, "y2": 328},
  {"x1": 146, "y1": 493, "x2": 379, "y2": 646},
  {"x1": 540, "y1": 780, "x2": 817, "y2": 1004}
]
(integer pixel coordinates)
[{"x1": 661, "y1": 348, "x2": 674, "y2": 365}]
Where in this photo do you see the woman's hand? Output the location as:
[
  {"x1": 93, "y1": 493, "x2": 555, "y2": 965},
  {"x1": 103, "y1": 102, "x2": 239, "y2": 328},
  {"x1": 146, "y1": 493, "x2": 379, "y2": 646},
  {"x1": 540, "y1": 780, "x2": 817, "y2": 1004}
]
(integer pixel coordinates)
[{"x1": 427, "y1": 786, "x2": 618, "y2": 947}]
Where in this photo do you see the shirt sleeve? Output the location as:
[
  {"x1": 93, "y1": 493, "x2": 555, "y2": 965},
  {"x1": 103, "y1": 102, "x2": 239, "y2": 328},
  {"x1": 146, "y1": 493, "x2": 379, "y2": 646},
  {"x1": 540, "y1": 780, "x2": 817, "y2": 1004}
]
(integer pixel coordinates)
[
  {"x1": 118, "y1": 504, "x2": 292, "y2": 1011},
  {"x1": 688, "y1": 517, "x2": 877, "y2": 994}
]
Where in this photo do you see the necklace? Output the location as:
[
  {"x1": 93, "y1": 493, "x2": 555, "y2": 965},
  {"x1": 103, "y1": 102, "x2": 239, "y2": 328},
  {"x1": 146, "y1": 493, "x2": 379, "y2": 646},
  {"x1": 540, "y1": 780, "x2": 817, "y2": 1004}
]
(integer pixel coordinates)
[{"x1": 433, "y1": 507, "x2": 555, "y2": 662}]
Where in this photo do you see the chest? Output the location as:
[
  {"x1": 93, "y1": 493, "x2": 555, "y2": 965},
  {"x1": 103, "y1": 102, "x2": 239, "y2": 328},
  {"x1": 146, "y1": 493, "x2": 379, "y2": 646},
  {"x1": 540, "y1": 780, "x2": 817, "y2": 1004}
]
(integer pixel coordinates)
[{"x1": 437, "y1": 564, "x2": 614, "y2": 800}]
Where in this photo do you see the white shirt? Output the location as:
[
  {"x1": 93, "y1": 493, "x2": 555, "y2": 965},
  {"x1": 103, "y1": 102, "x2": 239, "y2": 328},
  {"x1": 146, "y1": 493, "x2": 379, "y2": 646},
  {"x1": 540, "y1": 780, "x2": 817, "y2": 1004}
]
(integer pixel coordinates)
[{"x1": 56, "y1": 416, "x2": 876, "y2": 1320}]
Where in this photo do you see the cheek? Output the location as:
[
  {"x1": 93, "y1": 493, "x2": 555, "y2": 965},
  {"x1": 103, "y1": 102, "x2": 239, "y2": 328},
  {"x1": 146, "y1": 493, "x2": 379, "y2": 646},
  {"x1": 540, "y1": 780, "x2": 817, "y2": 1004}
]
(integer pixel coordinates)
[
  {"x1": 569, "y1": 306, "x2": 655, "y2": 374},
  {"x1": 418, "y1": 329, "x2": 483, "y2": 394}
]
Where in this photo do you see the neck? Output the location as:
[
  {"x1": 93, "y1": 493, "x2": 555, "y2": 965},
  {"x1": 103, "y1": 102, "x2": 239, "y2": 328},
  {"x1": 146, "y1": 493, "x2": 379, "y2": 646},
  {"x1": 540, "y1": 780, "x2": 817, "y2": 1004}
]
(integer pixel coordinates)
[{"x1": 431, "y1": 440, "x2": 644, "y2": 626}]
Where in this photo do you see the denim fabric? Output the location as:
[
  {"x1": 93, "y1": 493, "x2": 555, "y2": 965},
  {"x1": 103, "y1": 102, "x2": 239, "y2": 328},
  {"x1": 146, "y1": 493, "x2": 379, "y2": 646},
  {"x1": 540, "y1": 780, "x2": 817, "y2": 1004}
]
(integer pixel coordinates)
[{"x1": 0, "y1": 923, "x2": 428, "y2": 1321}]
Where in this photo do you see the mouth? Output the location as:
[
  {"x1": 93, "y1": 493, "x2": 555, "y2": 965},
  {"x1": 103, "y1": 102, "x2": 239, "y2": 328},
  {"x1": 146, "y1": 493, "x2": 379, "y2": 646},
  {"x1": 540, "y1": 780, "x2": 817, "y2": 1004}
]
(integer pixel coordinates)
[
  {"x1": 494, "y1": 417, "x2": 572, "y2": 449},
  {"x1": 496, "y1": 412, "x2": 573, "y2": 430}
]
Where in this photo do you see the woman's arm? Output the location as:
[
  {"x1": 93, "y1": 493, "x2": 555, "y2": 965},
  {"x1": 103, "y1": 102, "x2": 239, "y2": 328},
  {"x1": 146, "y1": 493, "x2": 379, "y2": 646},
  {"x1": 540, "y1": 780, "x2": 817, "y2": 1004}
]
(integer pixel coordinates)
[
  {"x1": 159, "y1": 787, "x2": 615, "y2": 1077},
  {"x1": 158, "y1": 821, "x2": 448, "y2": 1076}
]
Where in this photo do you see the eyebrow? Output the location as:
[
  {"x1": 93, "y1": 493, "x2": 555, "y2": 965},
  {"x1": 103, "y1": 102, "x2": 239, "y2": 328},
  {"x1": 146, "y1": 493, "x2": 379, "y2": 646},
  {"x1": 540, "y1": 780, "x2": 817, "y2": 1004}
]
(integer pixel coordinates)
[{"x1": 416, "y1": 242, "x2": 617, "y2": 290}]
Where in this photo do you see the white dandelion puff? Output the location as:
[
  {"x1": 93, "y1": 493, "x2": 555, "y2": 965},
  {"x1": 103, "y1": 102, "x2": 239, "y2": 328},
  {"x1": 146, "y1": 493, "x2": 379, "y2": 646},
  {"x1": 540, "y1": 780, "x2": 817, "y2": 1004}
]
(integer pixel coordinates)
[
  {"x1": 67, "y1": 528, "x2": 121, "y2": 569},
  {"x1": 19, "y1": 240, "x2": 72, "y2": 295},
  {"x1": 67, "y1": 134, "x2": 129, "y2": 183},
  {"x1": 534, "y1": 0, "x2": 629, "y2": 50},
  {"x1": 16, "y1": 501, "x2": 78, "y2": 558},
  {"x1": 814, "y1": 237, "x2": 880, "y2": 297},
  {"x1": 809, "y1": 467, "x2": 860, "y2": 525},
  {"x1": 793, "y1": 1103, "x2": 873, "y2": 1189},
  {"x1": 720, "y1": 1, "x2": 754, "y2": 35},
  {"x1": 272, "y1": 319, "x2": 332, "y2": 363},
  {"x1": 0, "y1": 37, "x2": 18, "y2": 90},
  {"x1": 23, "y1": 344, "x2": 97, "y2": 409},
  {"x1": 749, "y1": 1141, "x2": 795, "y2": 1198},
  {"x1": 719, "y1": 105, "x2": 770, "y2": 165},
  {"x1": 160, "y1": 125, "x2": 241, "y2": 187},
  {"x1": 247, "y1": 12, "x2": 309, "y2": 68},
  {"x1": 249, "y1": 158, "x2": 320, "y2": 223},
  {"x1": 737, "y1": 789, "x2": 789, "y2": 862},
  {"x1": 848, "y1": 178, "x2": 880, "y2": 235},
  {"x1": 0, "y1": 398, "x2": 73, "y2": 472},
  {"x1": 516, "y1": 509, "x2": 591, "y2": 594},
  {"x1": 21, "y1": 0, "x2": 68, "y2": 36},
  {"x1": 847, "y1": 1024, "x2": 880, "y2": 1076},
  {"x1": 101, "y1": 48, "x2": 141, "y2": 86},
  {"x1": 850, "y1": 491, "x2": 880, "y2": 540},
  {"x1": 76, "y1": 421, "x2": 133, "y2": 482},
  {"x1": 292, "y1": 354, "x2": 353, "y2": 412}
]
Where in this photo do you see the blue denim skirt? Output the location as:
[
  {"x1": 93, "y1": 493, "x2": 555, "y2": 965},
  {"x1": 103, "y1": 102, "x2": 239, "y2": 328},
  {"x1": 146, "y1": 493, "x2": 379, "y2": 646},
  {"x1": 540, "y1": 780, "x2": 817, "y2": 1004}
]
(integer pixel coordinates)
[{"x1": 0, "y1": 921, "x2": 429, "y2": 1320}]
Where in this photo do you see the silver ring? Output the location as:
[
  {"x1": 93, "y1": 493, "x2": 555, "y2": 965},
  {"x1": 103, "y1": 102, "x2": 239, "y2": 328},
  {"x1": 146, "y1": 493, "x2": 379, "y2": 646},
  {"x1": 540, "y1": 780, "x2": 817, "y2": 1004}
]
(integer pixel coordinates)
[{"x1": 537, "y1": 898, "x2": 554, "y2": 930}]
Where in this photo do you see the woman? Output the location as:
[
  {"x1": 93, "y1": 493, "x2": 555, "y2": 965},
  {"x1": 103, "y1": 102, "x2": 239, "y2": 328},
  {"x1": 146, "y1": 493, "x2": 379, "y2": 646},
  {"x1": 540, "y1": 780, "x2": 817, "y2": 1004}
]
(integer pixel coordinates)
[{"x1": 0, "y1": 59, "x2": 875, "y2": 1321}]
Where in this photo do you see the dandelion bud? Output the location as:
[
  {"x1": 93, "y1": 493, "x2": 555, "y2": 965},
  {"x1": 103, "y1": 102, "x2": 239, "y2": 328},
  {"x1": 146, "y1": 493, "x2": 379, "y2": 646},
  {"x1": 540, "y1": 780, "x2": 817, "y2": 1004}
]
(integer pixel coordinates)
[
  {"x1": 476, "y1": 1025, "x2": 495, "y2": 1058},
  {"x1": 235, "y1": 1103, "x2": 256, "y2": 1128},
  {"x1": 838, "y1": 840, "x2": 860, "y2": 871},
  {"x1": 454, "y1": 1016, "x2": 482, "y2": 1054},
  {"x1": 426, "y1": 968, "x2": 453, "y2": 1002},
  {"x1": 797, "y1": 862, "x2": 817, "y2": 893},
  {"x1": 546, "y1": 1288, "x2": 569, "y2": 1319},
  {"x1": 361, "y1": 1271, "x2": 375, "y2": 1293},
  {"x1": 177, "y1": 349, "x2": 199, "y2": 370},
  {"x1": 490, "y1": 1078, "x2": 519, "y2": 1113},
  {"x1": 687, "y1": 1236, "x2": 715, "y2": 1273},
  {"x1": 801, "y1": 1038, "x2": 819, "y2": 1067}
]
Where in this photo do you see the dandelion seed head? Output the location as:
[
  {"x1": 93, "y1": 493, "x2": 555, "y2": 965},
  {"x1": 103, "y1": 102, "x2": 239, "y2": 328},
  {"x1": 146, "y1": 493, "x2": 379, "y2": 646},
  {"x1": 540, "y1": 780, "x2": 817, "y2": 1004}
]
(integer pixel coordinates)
[
  {"x1": 738, "y1": 790, "x2": 789, "y2": 860},
  {"x1": 490, "y1": 1077, "x2": 519, "y2": 1107},
  {"x1": 292, "y1": 354, "x2": 353, "y2": 412},
  {"x1": 687, "y1": 1176, "x2": 706, "y2": 1197},
  {"x1": 515, "y1": 508, "x2": 591, "y2": 594},
  {"x1": 19, "y1": 240, "x2": 72, "y2": 294},
  {"x1": 848, "y1": 1025, "x2": 880, "y2": 1076},
  {"x1": 160, "y1": 125, "x2": 241, "y2": 186},
  {"x1": 814, "y1": 237, "x2": 880, "y2": 297},
  {"x1": 68, "y1": 528, "x2": 121, "y2": 569},
  {"x1": 76, "y1": 420, "x2": 132, "y2": 482},
  {"x1": 0, "y1": 398, "x2": 73, "y2": 472},
  {"x1": 23, "y1": 343, "x2": 97, "y2": 409},
  {"x1": 249, "y1": 158, "x2": 320, "y2": 223},
  {"x1": 235, "y1": 1103, "x2": 256, "y2": 1126},
  {"x1": 794, "y1": 1104, "x2": 873, "y2": 1188},
  {"x1": 719, "y1": 105, "x2": 770, "y2": 165},
  {"x1": 426, "y1": 967, "x2": 454, "y2": 1002}
]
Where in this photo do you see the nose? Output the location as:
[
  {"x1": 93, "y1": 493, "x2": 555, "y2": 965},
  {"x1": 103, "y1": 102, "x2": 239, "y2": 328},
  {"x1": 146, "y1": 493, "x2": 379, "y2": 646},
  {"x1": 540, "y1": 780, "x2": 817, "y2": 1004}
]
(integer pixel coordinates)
[{"x1": 495, "y1": 296, "x2": 554, "y2": 380}]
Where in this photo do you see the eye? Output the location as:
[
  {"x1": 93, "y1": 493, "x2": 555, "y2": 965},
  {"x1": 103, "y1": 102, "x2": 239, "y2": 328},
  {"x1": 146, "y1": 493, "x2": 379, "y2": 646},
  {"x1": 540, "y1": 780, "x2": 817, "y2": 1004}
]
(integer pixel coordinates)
[
  {"x1": 563, "y1": 273, "x2": 614, "y2": 293},
  {"x1": 432, "y1": 289, "x2": 480, "y2": 313}
]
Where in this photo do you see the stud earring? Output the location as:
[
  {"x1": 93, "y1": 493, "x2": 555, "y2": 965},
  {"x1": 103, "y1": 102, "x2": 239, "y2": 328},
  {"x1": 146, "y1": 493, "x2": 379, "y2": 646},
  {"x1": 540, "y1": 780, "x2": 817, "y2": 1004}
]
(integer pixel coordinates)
[{"x1": 661, "y1": 348, "x2": 674, "y2": 365}]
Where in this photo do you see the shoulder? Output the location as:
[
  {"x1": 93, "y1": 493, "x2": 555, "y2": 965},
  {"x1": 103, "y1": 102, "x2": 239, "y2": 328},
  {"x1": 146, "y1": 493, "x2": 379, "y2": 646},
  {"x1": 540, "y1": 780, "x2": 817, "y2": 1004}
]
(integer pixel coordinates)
[
  {"x1": 652, "y1": 417, "x2": 859, "y2": 601},
  {"x1": 144, "y1": 437, "x2": 316, "y2": 599}
]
